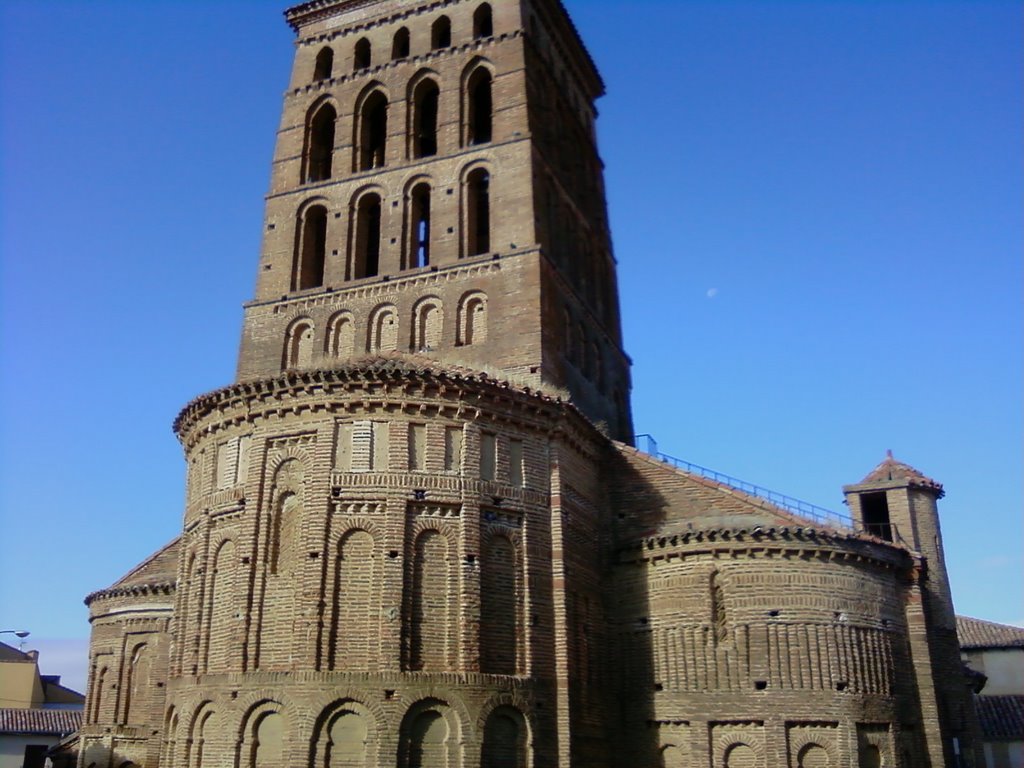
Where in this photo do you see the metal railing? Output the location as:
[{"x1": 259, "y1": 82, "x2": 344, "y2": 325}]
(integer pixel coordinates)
[{"x1": 632, "y1": 434, "x2": 854, "y2": 530}]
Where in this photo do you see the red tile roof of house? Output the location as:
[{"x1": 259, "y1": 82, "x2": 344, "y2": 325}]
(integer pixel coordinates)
[
  {"x1": 0, "y1": 708, "x2": 81, "y2": 736},
  {"x1": 957, "y1": 616, "x2": 1024, "y2": 649},
  {"x1": 975, "y1": 695, "x2": 1024, "y2": 740}
]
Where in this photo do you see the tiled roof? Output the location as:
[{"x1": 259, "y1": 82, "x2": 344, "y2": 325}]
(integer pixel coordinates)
[
  {"x1": 0, "y1": 708, "x2": 81, "y2": 736},
  {"x1": 858, "y1": 451, "x2": 944, "y2": 496},
  {"x1": 957, "y1": 616, "x2": 1024, "y2": 650},
  {"x1": 109, "y1": 536, "x2": 180, "y2": 590},
  {"x1": 976, "y1": 695, "x2": 1024, "y2": 740}
]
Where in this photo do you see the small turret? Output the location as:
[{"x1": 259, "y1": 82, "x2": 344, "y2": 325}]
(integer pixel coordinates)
[{"x1": 845, "y1": 454, "x2": 982, "y2": 767}]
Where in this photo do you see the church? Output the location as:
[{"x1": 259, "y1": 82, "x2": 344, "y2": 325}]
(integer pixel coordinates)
[{"x1": 73, "y1": 1, "x2": 981, "y2": 766}]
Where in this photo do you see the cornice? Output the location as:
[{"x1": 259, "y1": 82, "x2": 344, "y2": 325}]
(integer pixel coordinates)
[
  {"x1": 173, "y1": 357, "x2": 601, "y2": 450},
  {"x1": 620, "y1": 525, "x2": 913, "y2": 570},
  {"x1": 85, "y1": 581, "x2": 176, "y2": 607}
]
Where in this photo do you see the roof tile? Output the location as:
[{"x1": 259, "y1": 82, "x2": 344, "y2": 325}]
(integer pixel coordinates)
[
  {"x1": 0, "y1": 708, "x2": 81, "y2": 736},
  {"x1": 976, "y1": 695, "x2": 1024, "y2": 740},
  {"x1": 957, "y1": 616, "x2": 1024, "y2": 649}
]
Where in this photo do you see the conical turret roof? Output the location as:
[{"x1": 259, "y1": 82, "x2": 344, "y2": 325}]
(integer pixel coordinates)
[{"x1": 858, "y1": 451, "x2": 944, "y2": 496}]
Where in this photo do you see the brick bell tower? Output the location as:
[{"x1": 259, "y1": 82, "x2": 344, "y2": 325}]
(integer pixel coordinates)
[
  {"x1": 122, "y1": 2, "x2": 634, "y2": 767},
  {"x1": 237, "y1": 0, "x2": 632, "y2": 441}
]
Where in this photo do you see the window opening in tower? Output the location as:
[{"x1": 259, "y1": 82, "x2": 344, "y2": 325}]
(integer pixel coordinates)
[
  {"x1": 473, "y1": 4, "x2": 494, "y2": 39},
  {"x1": 307, "y1": 104, "x2": 336, "y2": 182},
  {"x1": 359, "y1": 93, "x2": 388, "y2": 171},
  {"x1": 432, "y1": 16, "x2": 452, "y2": 50},
  {"x1": 355, "y1": 196, "x2": 382, "y2": 279},
  {"x1": 295, "y1": 206, "x2": 327, "y2": 290},
  {"x1": 414, "y1": 82, "x2": 439, "y2": 158},
  {"x1": 392, "y1": 28, "x2": 410, "y2": 60},
  {"x1": 468, "y1": 69, "x2": 493, "y2": 145},
  {"x1": 861, "y1": 492, "x2": 893, "y2": 541},
  {"x1": 410, "y1": 185, "x2": 431, "y2": 268},
  {"x1": 466, "y1": 169, "x2": 490, "y2": 256},
  {"x1": 313, "y1": 47, "x2": 333, "y2": 81},
  {"x1": 354, "y1": 38, "x2": 371, "y2": 70}
]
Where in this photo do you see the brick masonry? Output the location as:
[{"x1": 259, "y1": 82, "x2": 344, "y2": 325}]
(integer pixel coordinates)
[{"x1": 76, "y1": 1, "x2": 980, "y2": 766}]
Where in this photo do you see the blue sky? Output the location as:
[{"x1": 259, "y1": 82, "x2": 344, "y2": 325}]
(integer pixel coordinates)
[{"x1": 1, "y1": 0, "x2": 1020, "y2": 692}]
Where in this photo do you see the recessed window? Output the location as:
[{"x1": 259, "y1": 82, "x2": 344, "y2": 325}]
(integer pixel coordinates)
[
  {"x1": 354, "y1": 38, "x2": 371, "y2": 70},
  {"x1": 353, "y1": 194, "x2": 382, "y2": 279},
  {"x1": 293, "y1": 205, "x2": 327, "y2": 290},
  {"x1": 480, "y1": 432, "x2": 497, "y2": 481},
  {"x1": 392, "y1": 27, "x2": 410, "y2": 60},
  {"x1": 466, "y1": 67, "x2": 493, "y2": 145},
  {"x1": 861, "y1": 491, "x2": 893, "y2": 541},
  {"x1": 357, "y1": 91, "x2": 388, "y2": 171},
  {"x1": 465, "y1": 168, "x2": 491, "y2": 256},
  {"x1": 473, "y1": 4, "x2": 494, "y2": 39},
  {"x1": 412, "y1": 79, "x2": 440, "y2": 158},
  {"x1": 432, "y1": 16, "x2": 452, "y2": 49},
  {"x1": 408, "y1": 183, "x2": 431, "y2": 269},
  {"x1": 305, "y1": 103, "x2": 336, "y2": 182},
  {"x1": 313, "y1": 47, "x2": 334, "y2": 81}
]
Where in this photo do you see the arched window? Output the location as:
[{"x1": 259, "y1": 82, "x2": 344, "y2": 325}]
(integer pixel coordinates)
[
  {"x1": 412, "y1": 297, "x2": 443, "y2": 351},
  {"x1": 860, "y1": 745, "x2": 882, "y2": 768},
  {"x1": 249, "y1": 711, "x2": 284, "y2": 768},
  {"x1": 661, "y1": 745, "x2": 685, "y2": 768},
  {"x1": 407, "y1": 530, "x2": 451, "y2": 670},
  {"x1": 392, "y1": 28, "x2": 410, "y2": 60},
  {"x1": 205, "y1": 540, "x2": 238, "y2": 672},
  {"x1": 457, "y1": 291, "x2": 488, "y2": 346},
  {"x1": 466, "y1": 66, "x2": 493, "y2": 145},
  {"x1": 90, "y1": 666, "x2": 107, "y2": 723},
  {"x1": 353, "y1": 193, "x2": 382, "y2": 279},
  {"x1": 164, "y1": 708, "x2": 179, "y2": 766},
  {"x1": 473, "y1": 4, "x2": 494, "y2": 39},
  {"x1": 320, "y1": 707, "x2": 370, "y2": 767},
  {"x1": 411, "y1": 79, "x2": 440, "y2": 158},
  {"x1": 798, "y1": 744, "x2": 830, "y2": 768},
  {"x1": 357, "y1": 90, "x2": 388, "y2": 171},
  {"x1": 305, "y1": 103, "x2": 337, "y2": 182},
  {"x1": 190, "y1": 707, "x2": 216, "y2": 768},
  {"x1": 481, "y1": 707, "x2": 527, "y2": 768},
  {"x1": 270, "y1": 490, "x2": 302, "y2": 575},
  {"x1": 431, "y1": 16, "x2": 451, "y2": 49},
  {"x1": 481, "y1": 535, "x2": 518, "y2": 674},
  {"x1": 398, "y1": 701, "x2": 455, "y2": 768},
  {"x1": 283, "y1": 319, "x2": 314, "y2": 370},
  {"x1": 407, "y1": 183, "x2": 431, "y2": 268},
  {"x1": 465, "y1": 168, "x2": 490, "y2": 256},
  {"x1": 314, "y1": 46, "x2": 334, "y2": 81},
  {"x1": 329, "y1": 529, "x2": 376, "y2": 670},
  {"x1": 368, "y1": 304, "x2": 398, "y2": 353},
  {"x1": 353, "y1": 37, "x2": 371, "y2": 70},
  {"x1": 724, "y1": 744, "x2": 757, "y2": 768},
  {"x1": 293, "y1": 204, "x2": 328, "y2": 290},
  {"x1": 326, "y1": 311, "x2": 355, "y2": 359},
  {"x1": 711, "y1": 571, "x2": 729, "y2": 644},
  {"x1": 123, "y1": 644, "x2": 150, "y2": 724}
]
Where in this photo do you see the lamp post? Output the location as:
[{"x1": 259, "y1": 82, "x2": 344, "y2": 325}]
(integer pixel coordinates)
[{"x1": 0, "y1": 629, "x2": 30, "y2": 651}]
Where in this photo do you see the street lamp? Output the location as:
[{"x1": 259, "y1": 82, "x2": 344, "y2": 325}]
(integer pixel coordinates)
[{"x1": 0, "y1": 630, "x2": 30, "y2": 639}]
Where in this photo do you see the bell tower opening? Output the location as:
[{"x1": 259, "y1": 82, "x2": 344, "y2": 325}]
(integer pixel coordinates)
[{"x1": 860, "y1": 491, "x2": 892, "y2": 541}]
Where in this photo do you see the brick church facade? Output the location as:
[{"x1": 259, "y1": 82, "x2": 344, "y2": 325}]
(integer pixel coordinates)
[{"x1": 75, "y1": 1, "x2": 981, "y2": 766}]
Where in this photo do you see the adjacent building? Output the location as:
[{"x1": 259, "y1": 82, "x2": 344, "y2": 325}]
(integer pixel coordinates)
[
  {"x1": 958, "y1": 617, "x2": 1024, "y2": 768},
  {"x1": 0, "y1": 642, "x2": 83, "y2": 768}
]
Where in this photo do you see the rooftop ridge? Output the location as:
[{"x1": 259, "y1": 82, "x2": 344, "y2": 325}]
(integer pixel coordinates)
[{"x1": 631, "y1": 435, "x2": 854, "y2": 530}]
